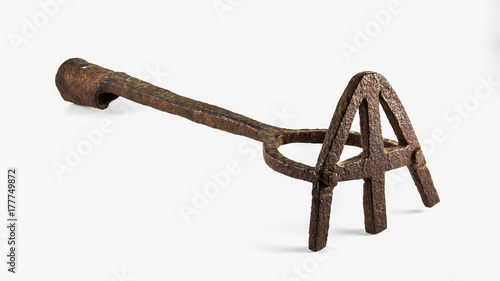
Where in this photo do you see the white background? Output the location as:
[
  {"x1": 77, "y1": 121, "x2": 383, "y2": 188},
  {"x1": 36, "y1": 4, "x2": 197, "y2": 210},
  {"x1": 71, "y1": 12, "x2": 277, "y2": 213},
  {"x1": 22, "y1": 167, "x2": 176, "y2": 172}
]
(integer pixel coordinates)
[{"x1": 1, "y1": 0, "x2": 499, "y2": 280}]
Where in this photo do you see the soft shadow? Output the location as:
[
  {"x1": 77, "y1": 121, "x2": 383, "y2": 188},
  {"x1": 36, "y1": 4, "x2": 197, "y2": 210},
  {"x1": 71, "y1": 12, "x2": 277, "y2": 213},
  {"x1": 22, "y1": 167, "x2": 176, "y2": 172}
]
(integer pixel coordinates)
[
  {"x1": 250, "y1": 243, "x2": 310, "y2": 254},
  {"x1": 391, "y1": 209, "x2": 425, "y2": 215},
  {"x1": 265, "y1": 245, "x2": 310, "y2": 253},
  {"x1": 64, "y1": 103, "x2": 98, "y2": 117},
  {"x1": 332, "y1": 227, "x2": 366, "y2": 236}
]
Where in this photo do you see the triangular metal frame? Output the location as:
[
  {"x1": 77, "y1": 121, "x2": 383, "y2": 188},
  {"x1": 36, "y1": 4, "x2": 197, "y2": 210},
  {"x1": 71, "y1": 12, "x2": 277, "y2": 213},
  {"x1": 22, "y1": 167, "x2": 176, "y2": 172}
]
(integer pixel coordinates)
[{"x1": 309, "y1": 72, "x2": 440, "y2": 251}]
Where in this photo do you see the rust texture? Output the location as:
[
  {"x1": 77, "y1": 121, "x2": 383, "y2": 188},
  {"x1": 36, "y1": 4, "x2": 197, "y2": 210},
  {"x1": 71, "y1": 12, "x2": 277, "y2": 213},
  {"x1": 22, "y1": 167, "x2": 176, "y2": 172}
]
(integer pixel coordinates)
[{"x1": 56, "y1": 58, "x2": 440, "y2": 252}]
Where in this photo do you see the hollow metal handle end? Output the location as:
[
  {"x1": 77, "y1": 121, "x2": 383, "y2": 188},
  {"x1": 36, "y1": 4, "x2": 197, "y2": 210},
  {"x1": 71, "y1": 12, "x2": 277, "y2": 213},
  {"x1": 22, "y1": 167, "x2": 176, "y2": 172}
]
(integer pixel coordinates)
[{"x1": 55, "y1": 58, "x2": 118, "y2": 109}]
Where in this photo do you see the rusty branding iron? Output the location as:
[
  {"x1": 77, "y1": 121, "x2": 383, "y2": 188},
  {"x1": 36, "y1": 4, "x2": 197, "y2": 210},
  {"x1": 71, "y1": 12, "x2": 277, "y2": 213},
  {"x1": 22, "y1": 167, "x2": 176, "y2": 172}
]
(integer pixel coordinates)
[{"x1": 56, "y1": 58, "x2": 440, "y2": 251}]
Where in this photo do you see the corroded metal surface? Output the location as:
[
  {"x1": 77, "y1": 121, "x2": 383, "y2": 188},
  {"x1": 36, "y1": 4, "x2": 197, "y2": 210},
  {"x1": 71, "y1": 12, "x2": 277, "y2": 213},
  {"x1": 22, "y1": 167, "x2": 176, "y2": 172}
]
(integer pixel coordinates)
[
  {"x1": 308, "y1": 72, "x2": 440, "y2": 251},
  {"x1": 56, "y1": 58, "x2": 440, "y2": 252}
]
